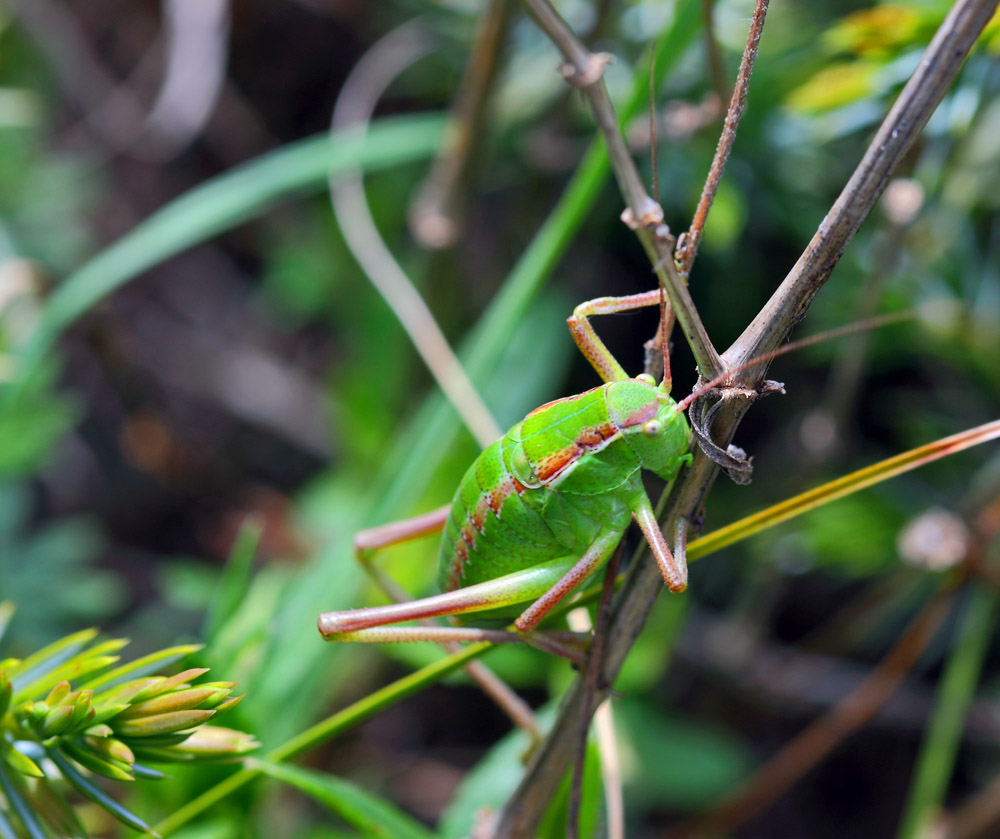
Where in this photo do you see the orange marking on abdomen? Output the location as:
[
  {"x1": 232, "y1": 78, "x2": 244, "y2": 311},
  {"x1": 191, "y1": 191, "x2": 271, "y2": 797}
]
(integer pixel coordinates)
[
  {"x1": 487, "y1": 474, "x2": 528, "y2": 515},
  {"x1": 449, "y1": 469, "x2": 529, "y2": 590},
  {"x1": 447, "y1": 538, "x2": 470, "y2": 590},
  {"x1": 460, "y1": 521, "x2": 478, "y2": 547},
  {"x1": 471, "y1": 496, "x2": 490, "y2": 532}
]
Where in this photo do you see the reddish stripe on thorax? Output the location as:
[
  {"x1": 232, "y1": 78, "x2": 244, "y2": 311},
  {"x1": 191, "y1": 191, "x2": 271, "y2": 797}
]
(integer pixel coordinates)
[
  {"x1": 534, "y1": 420, "x2": 618, "y2": 483},
  {"x1": 620, "y1": 401, "x2": 659, "y2": 428}
]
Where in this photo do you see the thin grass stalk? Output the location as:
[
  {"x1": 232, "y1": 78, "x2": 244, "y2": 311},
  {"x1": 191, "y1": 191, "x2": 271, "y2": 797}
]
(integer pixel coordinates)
[
  {"x1": 897, "y1": 583, "x2": 999, "y2": 839},
  {"x1": 154, "y1": 643, "x2": 489, "y2": 836}
]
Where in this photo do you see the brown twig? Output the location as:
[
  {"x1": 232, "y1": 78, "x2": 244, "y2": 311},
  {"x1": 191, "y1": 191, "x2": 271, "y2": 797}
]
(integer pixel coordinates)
[
  {"x1": 944, "y1": 773, "x2": 1000, "y2": 839},
  {"x1": 568, "y1": 542, "x2": 623, "y2": 839},
  {"x1": 491, "y1": 2, "x2": 998, "y2": 835},
  {"x1": 521, "y1": 0, "x2": 724, "y2": 381},
  {"x1": 676, "y1": 0, "x2": 769, "y2": 276},
  {"x1": 409, "y1": 0, "x2": 515, "y2": 249},
  {"x1": 668, "y1": 591, "x2": 955, "y2": 838}
]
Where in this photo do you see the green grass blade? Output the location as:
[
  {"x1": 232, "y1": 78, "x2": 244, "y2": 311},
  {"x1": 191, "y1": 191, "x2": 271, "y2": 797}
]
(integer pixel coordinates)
[
  {"x1": 14, "y1": 113, "x2": 445, "y2": 380},
  {"x1": 155, "y1": 643, "x2": 489, "y2": 836},
  {"x1": 46, "y1": 747, "x2": 158, "y2": 836},
  {"x1": 203, "y1": 518, "x2": 262, "y2": 645},
  {"x1": 688, "y1": 419, "x2": 1000, "y2": 562},
  {"x1": 896, "y1": 583, "x2": 998, "y2": 839},
  {"x1": 252, "y1": 760, "x2": 438, "y2": 839}
]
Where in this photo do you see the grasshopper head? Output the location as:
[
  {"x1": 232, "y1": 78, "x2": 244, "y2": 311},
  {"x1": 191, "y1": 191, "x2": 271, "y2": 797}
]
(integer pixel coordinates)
[{"x1": 607, "y1": 376, "x2": 692, "y2": 483}]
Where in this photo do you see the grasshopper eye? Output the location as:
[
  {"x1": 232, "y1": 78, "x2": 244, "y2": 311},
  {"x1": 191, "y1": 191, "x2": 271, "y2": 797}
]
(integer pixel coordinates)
[
  {"x1": 643, "y1": 420, "x2": 663, "y2": 438},
  {"x1": 637, "y1": 373, "x2": 656, "y2": 386}
]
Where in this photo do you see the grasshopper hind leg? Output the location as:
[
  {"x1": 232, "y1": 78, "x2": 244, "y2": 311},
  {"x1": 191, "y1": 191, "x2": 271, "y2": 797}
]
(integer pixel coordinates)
[{"x1": 344, "y1": 506, "x2": 553, "y2": 736}]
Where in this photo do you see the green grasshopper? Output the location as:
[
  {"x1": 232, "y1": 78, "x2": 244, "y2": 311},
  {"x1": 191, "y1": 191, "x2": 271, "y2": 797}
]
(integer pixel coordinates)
[{"x1": 318, "y1": 288, "x2": 765, "y2": 655}]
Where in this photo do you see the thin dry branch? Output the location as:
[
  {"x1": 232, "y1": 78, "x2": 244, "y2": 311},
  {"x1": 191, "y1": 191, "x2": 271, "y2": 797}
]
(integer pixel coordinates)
[
  {"x1": 677, "y1": 0, "x2": 769, "y2": 275},
  {"x1": 521, "y1": 0, "x2": 724, "y2": 380},
  {"x1": 492, "y1": 2, "x2": 998, "y2": 835},
  {"x1": 945, "y1": 773, "x2": 1000, "y2": 839},
  {"x1": 700, "y1": 0, "x2": 730, "y2": 106},
  {"x1": 409, "y1": 0, "x2": 515, "y2": 248}
]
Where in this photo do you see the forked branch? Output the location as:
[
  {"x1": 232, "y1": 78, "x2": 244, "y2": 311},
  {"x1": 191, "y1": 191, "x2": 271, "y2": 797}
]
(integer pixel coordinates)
[
  {"x1": 493, "y1": 1, "x2": 999, "y2": 835},
  {"x1": 522, "y1": 0, "x2": 724, "y2": 381},
  {"x1": 677, "y1": 0, "x2": 770, "y2": 275}
]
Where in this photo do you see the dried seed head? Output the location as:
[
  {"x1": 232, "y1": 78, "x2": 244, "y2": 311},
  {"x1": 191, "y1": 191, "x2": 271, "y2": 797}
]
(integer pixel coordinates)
[{"x1": 897, "y1": 507, "x2": 970, "y2": 571}]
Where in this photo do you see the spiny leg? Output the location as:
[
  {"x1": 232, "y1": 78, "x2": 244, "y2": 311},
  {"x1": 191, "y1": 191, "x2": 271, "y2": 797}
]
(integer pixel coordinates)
[
  {"x1": 350, "y1": 506, "x2": 549, "y2": 730},
  {"x1": 354, "y1": 504, "x2": 451, "y2": 601},
  {"x1": 631, "y1": 490, "x2": 688, "y2": 592},
  {"x1": 569, "y1": 540, "x2": 624, "y2": 839},
  {"x1": 568, "y1": 289, "x2": 673, "y2": 385},
  {"x1": 322, "y1": 624, "x2": 587, "y2": 667},
  {"x1": 513, "y1": 529, "x2": 623, "y2": 632},
  {"x1": 320, "y1": 556, "x2": 594, "y2": 664}
]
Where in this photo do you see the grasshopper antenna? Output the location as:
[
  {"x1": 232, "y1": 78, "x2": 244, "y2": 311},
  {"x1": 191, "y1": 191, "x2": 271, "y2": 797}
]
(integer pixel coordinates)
[{"x1": 676, "y1": 310, "x2": 914, "y2": 482}]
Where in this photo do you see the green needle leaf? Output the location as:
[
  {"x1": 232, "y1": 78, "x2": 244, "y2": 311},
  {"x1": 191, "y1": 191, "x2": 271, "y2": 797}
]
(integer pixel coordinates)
[
  {"x1": 251, "y1": 759, "x2": 438, "y2": 839},
  {"x1": 0, "y1": 760, "x2": 47, "y2": 839},
  {"x1": 1, "y1": 744, "x2": 43, "y2": 779},
  {"x1": 58, "y1": 739, "x2": 134, "y2": 782},
  {"x1": 132, "y1": 763, "x2": 168, "y2": 780},
  {"x1": 47, "y1": 746, "x2": 159, "y2": 837},
  {"x1": 118, "y1": 687, "x2": 220, "y2": 719},
  {"x1": 15, "y1": 114, "x2": 445, "y2": 383},
  {"x1": 16, "y1": 656, "x2": 120, "y2": 706},
  {"x1": 114, "y1": 709, "x2": 214, "y2": 737}
]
